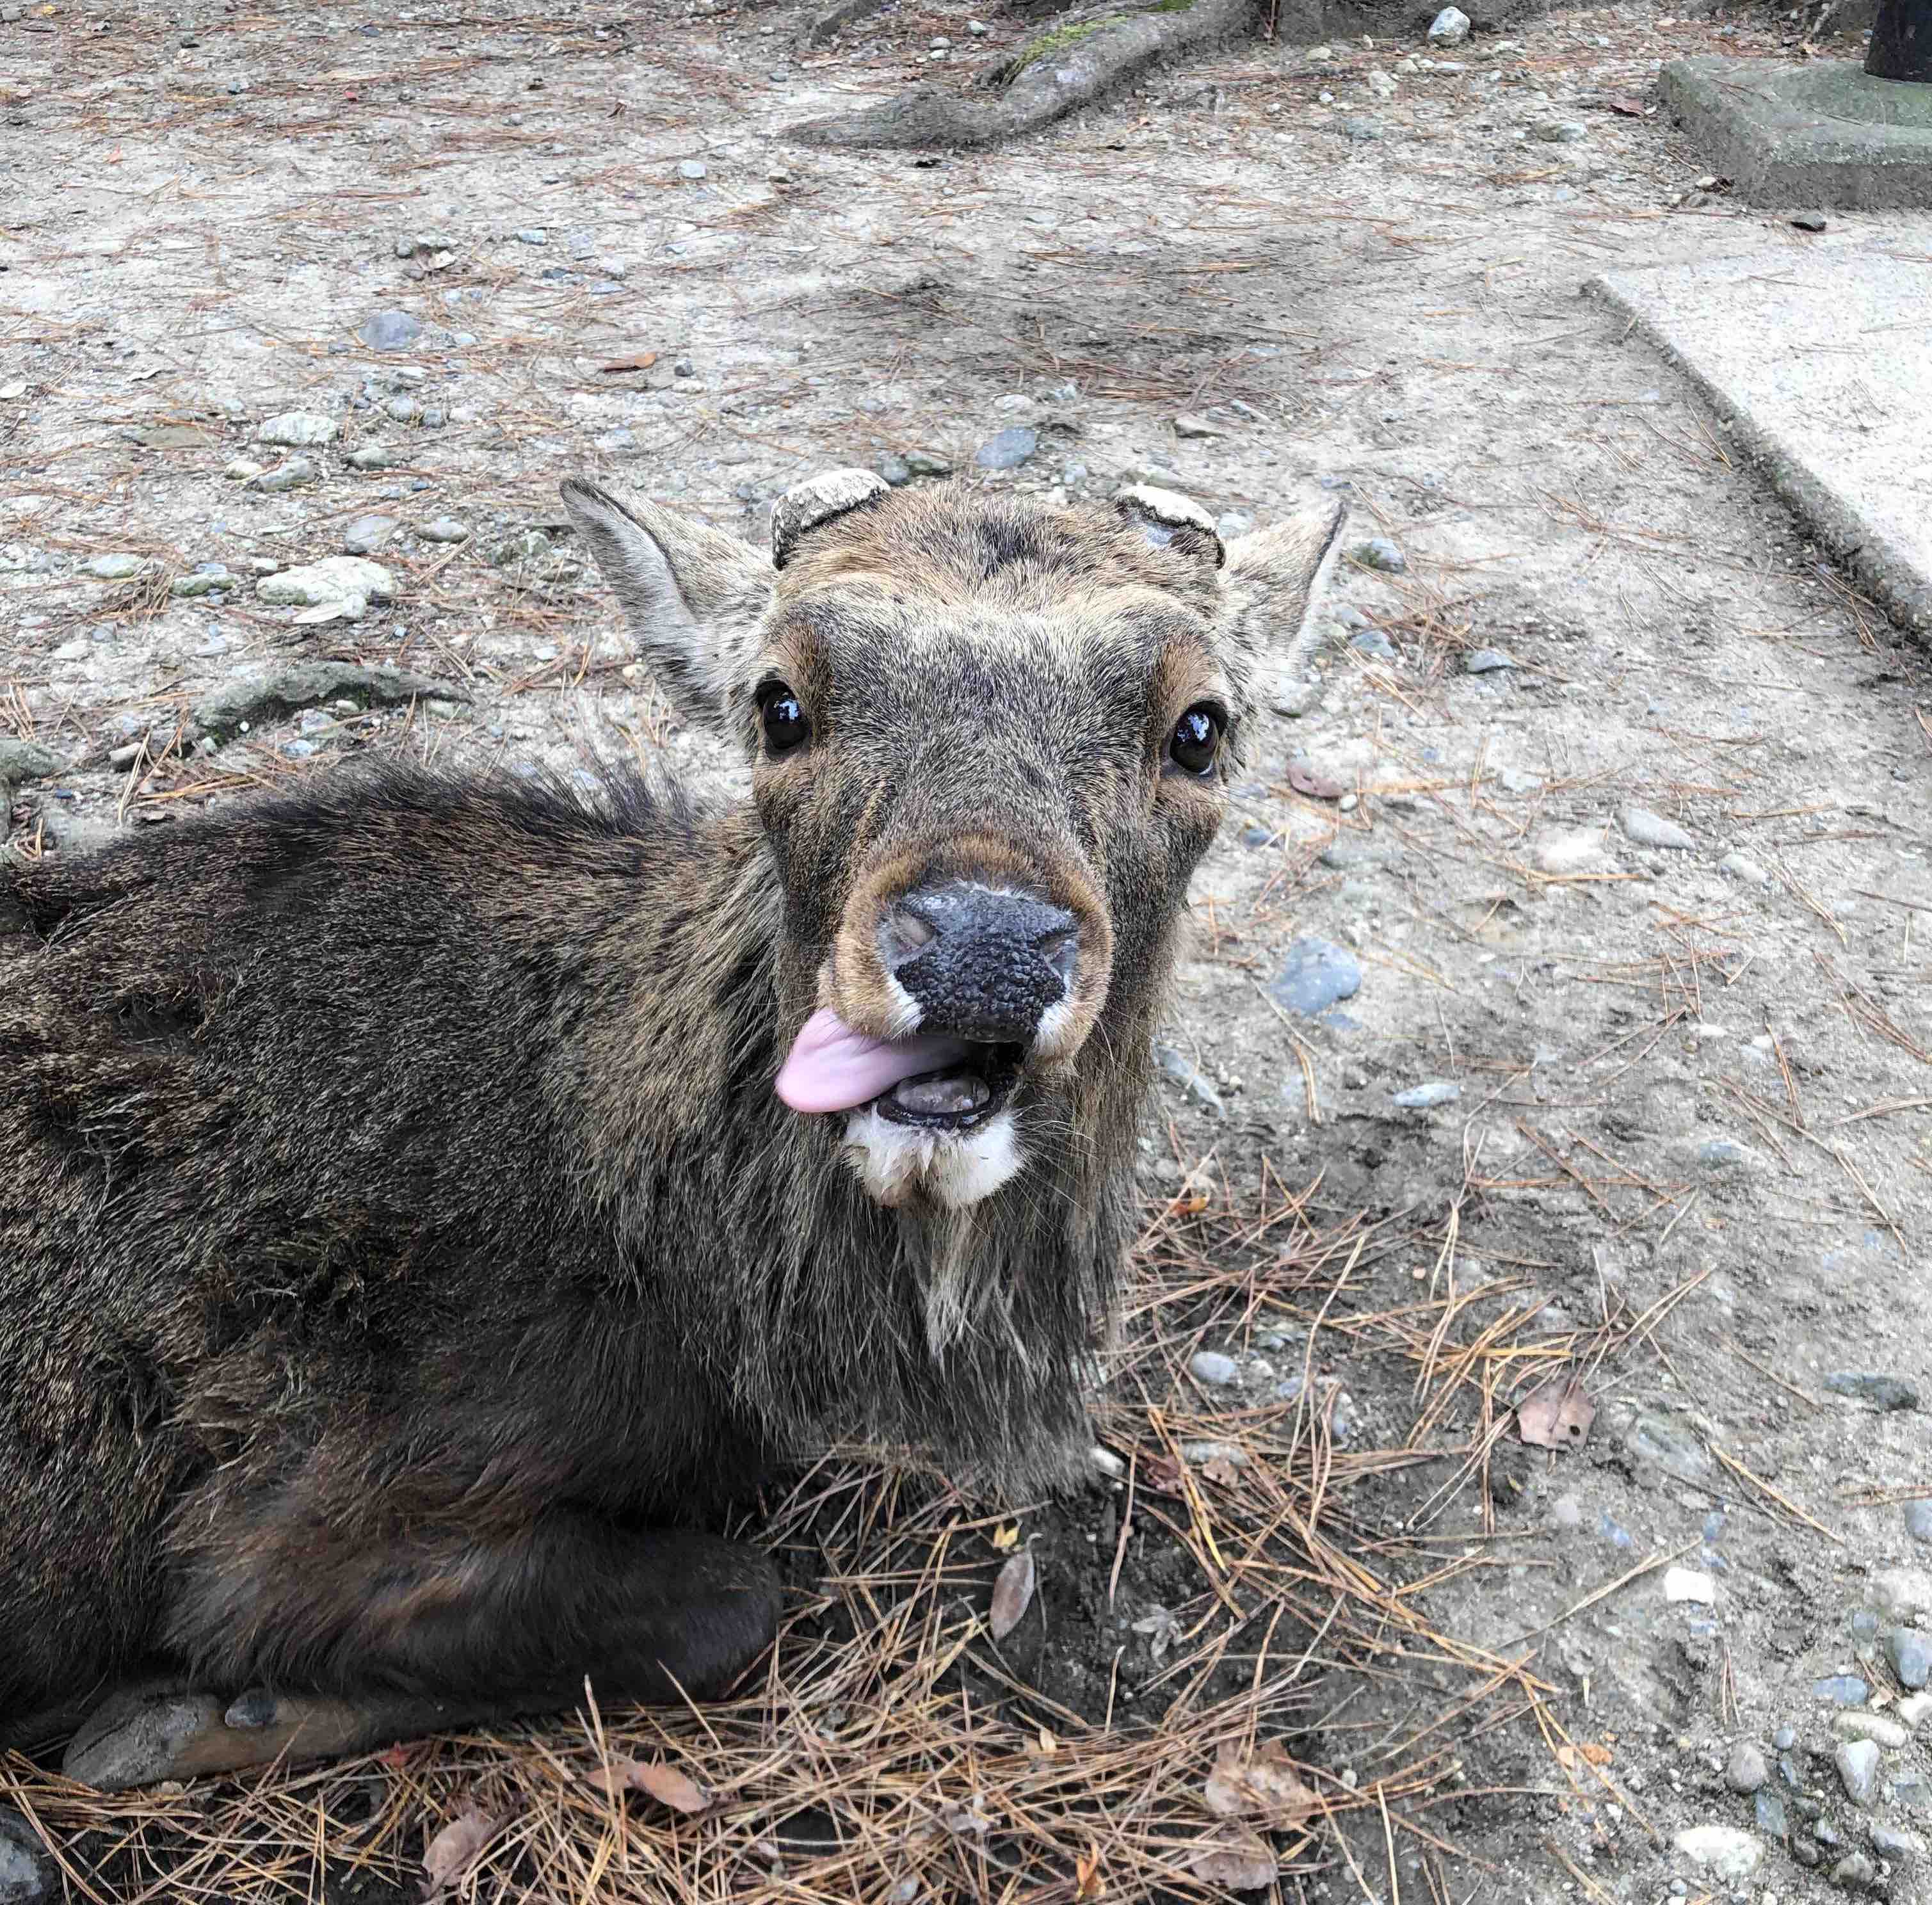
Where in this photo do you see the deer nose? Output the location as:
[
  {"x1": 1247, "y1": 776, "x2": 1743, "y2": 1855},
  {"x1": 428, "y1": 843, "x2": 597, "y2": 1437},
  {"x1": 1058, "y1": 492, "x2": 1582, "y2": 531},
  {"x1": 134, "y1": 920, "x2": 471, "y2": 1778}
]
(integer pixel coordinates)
[{"x1": 880, "y1": 883, "x2": 1079, "y2": 1043}]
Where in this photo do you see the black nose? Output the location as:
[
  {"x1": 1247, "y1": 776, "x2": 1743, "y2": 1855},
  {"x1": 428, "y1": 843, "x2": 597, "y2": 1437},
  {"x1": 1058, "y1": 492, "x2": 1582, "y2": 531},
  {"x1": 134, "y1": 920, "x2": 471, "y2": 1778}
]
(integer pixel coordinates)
[{"x1": 881, "y1": 883, "x2": 1079, "y2": 1043}]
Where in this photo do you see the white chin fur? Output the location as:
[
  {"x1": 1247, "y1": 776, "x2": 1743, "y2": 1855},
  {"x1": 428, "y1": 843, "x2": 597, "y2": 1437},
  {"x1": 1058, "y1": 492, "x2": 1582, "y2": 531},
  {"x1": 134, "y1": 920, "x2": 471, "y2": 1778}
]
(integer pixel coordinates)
[{"x1": 843, "y1": 1107, "x2": 1022, "y2": 1209}]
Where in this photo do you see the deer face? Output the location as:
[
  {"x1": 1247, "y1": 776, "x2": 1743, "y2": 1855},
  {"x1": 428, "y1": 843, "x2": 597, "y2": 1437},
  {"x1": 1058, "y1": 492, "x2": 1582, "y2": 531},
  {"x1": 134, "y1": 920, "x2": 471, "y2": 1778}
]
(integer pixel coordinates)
[{"x1": 565, "y1": 471, "x2": 1343, "y2": 1212}]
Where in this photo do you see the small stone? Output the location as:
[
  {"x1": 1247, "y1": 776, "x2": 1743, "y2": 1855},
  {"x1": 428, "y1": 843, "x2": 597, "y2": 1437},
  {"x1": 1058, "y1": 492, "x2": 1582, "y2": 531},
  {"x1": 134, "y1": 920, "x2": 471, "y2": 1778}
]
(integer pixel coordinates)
[
  {"x1": 1904, "y1": 1692, "x2": 1932, "y2": 1732},
  {"x1": 169, "y1": 567, "x2": 233, "y2": 599},
  {"x1": 1775, "y1": 1724, "x2": 1797, "y2": 1750},
  {"x1": 384, "y1": 394, "x2": 421, "y2": 424},
  {"x1": 1791, "y1": 213, "x2": 1828, "y2": 233},
  {"x1": 1366, "y1": 67, "x2": 1397, "y2": 97},
  {"x1": 1697, "y1": 1137, "x2": 1758, "y2": 1170},
  {"x1": 975, "y1": 427, "x2": 1037, "y2": 471},
  {"x1": 255, "y1": 556, "x2": 398, "y2": 609},
  {"x1": 1269, "y1": 937, "x2": 1362, "y2": 1017},
  {"x1": 904, "y1": 449, "x2": 953, "y2": 476},
  {"x1": 967, "y1": 17, "x2": 988, "y2": 30},
  {"x1": 1871, "y1": 1822, "x2": 1920, "y2": 1858},
  {"x1": 1189, "y1": 1351, "x2": 1241, "y2": 1387},
  {"x1": 0, "y1": 739, "x2": 58, "y2": 783},
  {"x1": 1391, "y1": 1081, "x2": 1460, "y2": 1109},
  {"x1": 1671, "y1": 1826, "x2": 1762, "y2": 1881},
  {"x1": 257, "y1": 410, "x2": 338, "y2": 447},
  {"x1": 1754, "y1": 1789, "x2": 1788, "y2": 1836},
  {"x1": 85, "y1": 553, "x2": 147, "y2": 581},
  {"x1": 513, "y1": 227, "x2": 548, "y2": 246},
  {"x1": 419, "y1": 517, "x2": 470, "y2": 543},
  {"x1": 223, "y1": 456, "x2": 264, "y2": 481},
  {"x1": 874, "y1": 452, "x2": 913, "y2": 486},
  {"x1": 358, "y1": 309, "x2": 421, "y2": 351},
  {"x1": 1464, "y1": 647, "x2": 1516, "y2": 674},
  {"x1": 1155, "y1": 1045, "x2": 1226, "y2": 1116},
  {"x1": 346, "y1": 444, "x2": 394, "y2": 470},
  {"x1": 677, "y1": 159, "x2": 708, "y2": 181},
  {"x1": 1353, "y1": 536, "x2": 1405, "y2": 573},
  {"x1": 1664, "y1": 1566, "x2": 1716, "y2": 1605},
  {"x1": 1823, "y1": 1372, "x2": 1919, "y2": 1411},
  {"x1": 1834, "y1": 1712, "x2": 1910, "y2": 1749},
  {"x1": 1174, "y1": 412, "x2": 1227, "y2": 438},
  {"x1": 1887, "y1": 1628, "x2": 1930, "y2": 1691},
  {"x1": 1908, "y1": 1500, "x2": 1932, "y2": 1544},
  {"x1": 1872, "y1": 1568, "x2": 1932, "y2": 1618},
  {"x1": 1534, "y1": 120, "x2": 1588, "y2": 143},
  {"x1": 1834, "y1": 1739, "x2": 1881, "y2": 1806},
  {"x1": 1830, "y1": 1851, "x2": 1879, "y2": 1890},
  {"x1": 1536, "y1": 830, "x2": 1605, "y2": 874},
  {"x1": 0, "y1": 1807, "x2": 54, "y2": 1904},
  {"x1": 1814, "y1": 1675, "x2": 1871, "y2": 1707},
  {"x1": 1720, "y1": 851, "x2": 1770, "y2": 885},
  {"x1": 248, "y1": 456, "x2": 318, "y2": 492},
  {"x1": 1351, "y1": 628, "x2": 1397, "y2": 661},
  {"x1": 489, "y1": 529, "x2": 551, "y2": 567},
  {"x1": 1621, "y1": 805, "x2": 1696, "y2": 850},
  {"x1": 1727, "y1": 1744, "x2": 1768, "y2": 1794},
  {"x1": 1426, "y1": 6, "x2": 1470, "y2": 44},
  {"x1": 342, "y1": 515, "x2": 399, "y2": 556},
  {"x1": 1340, "y1": 117, "x2": 1381, "y2": 142},
  {"x1": 1180, "y1": 1439, "x2": 1250, "y2": 1467}
]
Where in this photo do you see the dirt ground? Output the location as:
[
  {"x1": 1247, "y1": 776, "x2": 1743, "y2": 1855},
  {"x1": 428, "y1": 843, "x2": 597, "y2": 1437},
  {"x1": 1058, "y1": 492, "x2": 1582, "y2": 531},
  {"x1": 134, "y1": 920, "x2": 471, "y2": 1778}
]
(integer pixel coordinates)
[{"x1": 4, "y1": 0, "x2": 1932, "y2": 1900}]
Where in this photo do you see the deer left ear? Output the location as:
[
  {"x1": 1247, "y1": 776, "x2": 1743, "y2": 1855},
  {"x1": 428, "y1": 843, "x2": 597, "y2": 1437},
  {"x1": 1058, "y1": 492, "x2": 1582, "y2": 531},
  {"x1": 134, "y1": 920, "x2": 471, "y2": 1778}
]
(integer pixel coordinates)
[{"x1": 1217, "y1": 499, "x2": 1349, "y2": 707}]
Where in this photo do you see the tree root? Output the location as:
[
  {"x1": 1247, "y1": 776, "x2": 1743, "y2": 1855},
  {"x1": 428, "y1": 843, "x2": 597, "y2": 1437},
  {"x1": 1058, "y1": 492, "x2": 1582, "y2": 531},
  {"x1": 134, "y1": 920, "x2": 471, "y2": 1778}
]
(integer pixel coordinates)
[{"x1": 788, "y1": 0, "x2": 1262, "y2": 149}]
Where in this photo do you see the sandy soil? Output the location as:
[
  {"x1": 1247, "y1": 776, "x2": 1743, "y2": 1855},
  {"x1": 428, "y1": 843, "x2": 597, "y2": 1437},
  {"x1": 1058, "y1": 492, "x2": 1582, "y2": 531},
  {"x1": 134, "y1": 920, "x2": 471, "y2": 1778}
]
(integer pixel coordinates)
[{"x1": 4, "y1": 0, "x2": 1931, "y2": 1899}]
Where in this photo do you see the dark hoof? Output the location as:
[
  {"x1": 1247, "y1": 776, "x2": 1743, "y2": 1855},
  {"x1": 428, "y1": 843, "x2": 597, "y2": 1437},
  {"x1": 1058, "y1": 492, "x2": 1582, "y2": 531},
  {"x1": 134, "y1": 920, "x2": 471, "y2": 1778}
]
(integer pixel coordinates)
[{"x1": 0, "y1": 1808, "x2": 56, "y2": 1905}]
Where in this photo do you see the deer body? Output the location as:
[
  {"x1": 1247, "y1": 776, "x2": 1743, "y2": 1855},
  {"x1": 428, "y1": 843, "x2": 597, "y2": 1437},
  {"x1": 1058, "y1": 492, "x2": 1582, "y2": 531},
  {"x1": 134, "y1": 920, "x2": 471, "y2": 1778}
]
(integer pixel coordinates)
[{"x1": 0, "y1": 473, "x2": 1341, "y2": 1785}]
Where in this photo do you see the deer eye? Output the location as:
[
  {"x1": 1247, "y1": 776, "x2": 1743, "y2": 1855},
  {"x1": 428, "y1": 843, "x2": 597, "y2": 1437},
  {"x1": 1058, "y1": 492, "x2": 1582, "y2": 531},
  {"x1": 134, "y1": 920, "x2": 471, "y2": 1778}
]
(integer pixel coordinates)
[
  {"x1": 758, "y1": 682, "x2": 810, "y2": 757},
  {"x1": 1166, "y1": 703, "x2": 1223, "y2": 778}
]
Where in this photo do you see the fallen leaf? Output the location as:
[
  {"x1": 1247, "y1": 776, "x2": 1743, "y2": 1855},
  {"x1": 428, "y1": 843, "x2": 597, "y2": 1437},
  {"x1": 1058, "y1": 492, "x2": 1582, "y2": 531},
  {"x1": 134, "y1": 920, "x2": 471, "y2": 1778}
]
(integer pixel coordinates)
[
  {"x1": 599, "y1": 353, "x2": 659, "y2": 374},
  {"x1": 1517, "y1": 1376, "x2": 1597, "y2": 1450},
  {"x1": 1074, "y1": 1845, "x2": 1106, "y2": 1900},
  {"x1": 1140, "y1": 1454, "x2": 1186, "y2": 1496},
  {"x1": 990, "y1": 1520, "x2": 1021, "y2": 1552},
  {"x1": 1557, "y1": 1742, "x2": 1613, "y2": 1770},
  {"x1": 1607, "y1": 95, "x2": 1646, "y2": 115},
  {"x1": 1200, "y1": 1458, "x2": 1240, "y2": 1488},
  {"x1": 421, "y1": 1806, "x2": 504, "y2": 1901},
  {"x1": 1036, "y1": 1726, "x2": 1058, "y2": 1756},
  {"x1": 1203, "y1": 1740, "x2": 1320, "y2": 1827},
  {"x1": 1287, "y1": 762, "x2": 1347, "y2": 800},
  {"x1": 590, "y1": 1756, "x2": 714, "y2": 1813},
  {"x1": 990, "y1": 1546, "x2": 1036, "y2": 1641},
  {"x1": 1189, "y1": 1824, "x2": 1278, "y2": 1892}
]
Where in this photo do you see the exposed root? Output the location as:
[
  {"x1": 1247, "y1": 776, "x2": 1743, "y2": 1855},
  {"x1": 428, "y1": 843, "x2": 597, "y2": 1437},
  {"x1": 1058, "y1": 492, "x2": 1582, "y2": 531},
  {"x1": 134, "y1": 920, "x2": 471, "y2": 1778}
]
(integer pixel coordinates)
[{"x1": 788, "y1": 0, "x2": 1260, "y2": 149}]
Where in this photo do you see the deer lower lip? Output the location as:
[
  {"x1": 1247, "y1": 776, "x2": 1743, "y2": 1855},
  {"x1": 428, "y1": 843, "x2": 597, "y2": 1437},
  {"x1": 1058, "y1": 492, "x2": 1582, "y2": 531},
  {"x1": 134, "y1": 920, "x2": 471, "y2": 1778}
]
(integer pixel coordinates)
[{"x1": 874, "y1": 1043, "x2": 1022, "y2": 1131}]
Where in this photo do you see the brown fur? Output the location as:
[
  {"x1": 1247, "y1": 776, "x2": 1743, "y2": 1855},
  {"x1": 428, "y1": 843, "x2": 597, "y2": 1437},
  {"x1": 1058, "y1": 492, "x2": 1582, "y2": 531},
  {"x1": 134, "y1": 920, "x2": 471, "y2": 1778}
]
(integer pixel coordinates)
[{"x1": 0, "y1": 476, "x2": 1342, "y2": 1745}]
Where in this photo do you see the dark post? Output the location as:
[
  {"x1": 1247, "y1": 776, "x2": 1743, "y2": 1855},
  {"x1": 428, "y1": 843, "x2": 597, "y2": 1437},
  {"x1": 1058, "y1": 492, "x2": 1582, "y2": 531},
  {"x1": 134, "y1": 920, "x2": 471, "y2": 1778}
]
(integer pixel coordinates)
[{"x1": 1866, "y1": 0, "x2": 1931, "y2": 82}]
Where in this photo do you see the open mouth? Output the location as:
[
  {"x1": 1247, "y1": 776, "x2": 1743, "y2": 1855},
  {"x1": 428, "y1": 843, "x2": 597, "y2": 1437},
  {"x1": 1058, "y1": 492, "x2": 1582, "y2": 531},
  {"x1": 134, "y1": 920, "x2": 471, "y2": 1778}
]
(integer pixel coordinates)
[{"x1": 874, "y1": 1042, "x2": 1022, "y2": 1132}]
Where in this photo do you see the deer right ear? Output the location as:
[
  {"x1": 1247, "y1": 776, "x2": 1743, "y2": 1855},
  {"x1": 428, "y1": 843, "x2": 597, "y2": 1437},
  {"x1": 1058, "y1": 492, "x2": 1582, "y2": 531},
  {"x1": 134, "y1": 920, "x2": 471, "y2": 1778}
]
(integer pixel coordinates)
[{"x1": 561, "y1": 478, "x2": 773, "y2": 734}]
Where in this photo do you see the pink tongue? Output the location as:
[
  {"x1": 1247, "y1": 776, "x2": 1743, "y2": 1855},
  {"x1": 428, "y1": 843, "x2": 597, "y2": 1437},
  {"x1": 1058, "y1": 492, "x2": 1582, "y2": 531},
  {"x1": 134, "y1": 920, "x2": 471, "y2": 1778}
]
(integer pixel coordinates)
[{"x1": 775, "y1": 1008, "x2": 972, "y2": 1116}]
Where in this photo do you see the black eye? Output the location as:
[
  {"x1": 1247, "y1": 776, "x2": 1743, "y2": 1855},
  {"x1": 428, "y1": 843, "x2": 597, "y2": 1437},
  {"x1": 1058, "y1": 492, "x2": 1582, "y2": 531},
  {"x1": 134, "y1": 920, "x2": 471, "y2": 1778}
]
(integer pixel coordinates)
[
  {"x1": 759, "y1": 682, "x2": 810, "y2": 757},
  {"x1": 1167, "y1": 703, "x2": 1223, "y2": 777}
]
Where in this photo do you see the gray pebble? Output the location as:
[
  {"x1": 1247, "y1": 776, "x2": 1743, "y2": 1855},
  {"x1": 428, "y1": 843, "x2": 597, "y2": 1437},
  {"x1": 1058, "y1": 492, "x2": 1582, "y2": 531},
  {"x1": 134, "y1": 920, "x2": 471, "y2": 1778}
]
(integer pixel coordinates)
[
  {"x1": 1907, "y1": 1500, "x2": 1932, "y2": 1544},
  {"x1": 1427, "y1": 5, "x2": 1470, "y2": 42},
  {"x1": 1726, "y1": 1742, "x2": 1768, "y2": 1794},
  {"x1": 1268, "y1": 936, "x2": 1362, "y2": 1017},
  {"x1": 1775, "y1": 1723, "x2": 1797, "y2": 1750},
  {"x1": 874, "y1": 453, "x2": 913, "y2": 486},
  {"x1": 677, "y1": 159, "x2": 708, "y2": 180},
  {"x1": 1391, "y1": 1081, "x2": 1460, "y2": 1109},
  {"x1": 1719, "y1": 850, "x2": 1770, "y2": 885},
  {"x1": 384, "y1": 395, "x2": 421, "y2": 424},
  {"x1": 903, "y1": 449, "x2": 953, "y2": 476},
  {"x1": 170, "y1": 566, "x2": 233, "y2": 599},
  {"x1": 1697, "y1": 1137, "x2": 1758, "y2": 1170},
  {"x1": 258, "y1": 410, "x2": 337, "y2": 447},
  {"x1": 1174, "y1": 412, "x2": 1227, "y2": 438},
  {"x1": 0, "y1": 1808, "x2": 54, "y2": 1905},
  {"x1": 1341, "y1": 117, "x2": 1381, "y2": 142},
  {"x1": 419, "y1": 517, "x2": 470, "y2": 543},
  {"x1": 1620, "y1": 805, "x2": 1696, "y2": 850},
  {"x1": 1534, "y1": 120, "x2": 1588, "y2": 142},
  {"x1": 1154, "y1": 1045, "x2": 1225, "y2": 1116},
  {"x1": 513, "y1": 227, "x2": 548, "y2": 246},
  {"x1": 1814, "y1": 1675, "x2": 1871, "y2": 1706},
  {"x1": 1830, "y1": 1851, "x2": 1880, "y2": 1890},
  {"x1": 1189, "y1": 1351, "x2": 1240, "y2": 1387},
  {"x1": 342, "y1": 515, "x2": 399, "y2": 556},
  {"x1": 85, "y1": 553, "x2": 147, "y2": 581},
  {"x1": 1834, "y1": 1739, "x2": 1880, "y2": 1806},
  {"x1": 1871, "y1": 1823, "x2": 1917, "y2": 1857},
  {"x1": 1753, "y1": 1788, "x2": 1788, "y2": 1836},
  {"x1": 490, "y1": 529, "x2": 551, "y2": 567},
  {"x1": 1824, "y1": 1372, "x2": 1920, "y2": 1411},
  {"x1": 0, "y1": 740, "x2": 60, "y2": 784},
  {"x1": 1352, "y1": 536, "x2": 1405, "y2": 573},
  {"x1": 1886, "y1": 1628, "x2": 1930, "y2": 1690},
  {"x1": 346, "y1": 444, "x2": 394, "y2": 470},
  {"x1": 358, "y1": 309, "x2": 421, "y2": 351},
  {"x1": 1464, "y1": 647, "x2": 1517, "y2": 674},
  {"x1": 248, "y1": 456, "x2": 318, "y2": 492},
  {"x1": 975, "y1": 427, "x2": 1037, "y2": 471},
  {"x1": 1351, "y1": 629, "x2": 1397, "y2": 661}
]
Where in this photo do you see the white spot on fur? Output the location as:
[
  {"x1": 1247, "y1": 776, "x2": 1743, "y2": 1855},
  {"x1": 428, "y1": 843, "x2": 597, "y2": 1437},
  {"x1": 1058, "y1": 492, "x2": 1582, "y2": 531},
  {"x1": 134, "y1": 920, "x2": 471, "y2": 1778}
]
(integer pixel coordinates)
[
  {"x1": 1033, "y1": 996, "x2": 1077, "y2": 1061},
  {"x1": 881, "y1": 972, "x2": 924, "y2": 1038},
  {"x1": 842, "y1": 1108, "x2": 1022, "y2": 1211}
]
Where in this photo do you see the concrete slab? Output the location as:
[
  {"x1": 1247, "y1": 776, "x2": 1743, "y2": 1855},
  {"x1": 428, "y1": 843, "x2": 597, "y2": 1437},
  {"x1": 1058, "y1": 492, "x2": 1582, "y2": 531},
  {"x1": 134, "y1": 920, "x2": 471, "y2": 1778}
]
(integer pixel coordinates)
[
  {"x1": 1588, "y1": 245, "x2": 1932, "y2": 638},
  {"x1": 1660, "y1": 56, "x2": 1932, "y2": 208}
]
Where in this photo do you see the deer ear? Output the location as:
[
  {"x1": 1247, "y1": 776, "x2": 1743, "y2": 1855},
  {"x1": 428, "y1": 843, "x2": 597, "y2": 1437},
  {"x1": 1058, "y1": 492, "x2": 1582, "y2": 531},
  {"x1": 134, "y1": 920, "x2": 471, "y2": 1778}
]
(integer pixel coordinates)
[
  {"x1": 561, "y1": 478, "x2": 772, "y2": 733},
  {"x1": 1218, "y1": 499, "x2": 1349, "y2": 711},
  {"x1": 771, "y1": 469, "x2": 892, "y2": 570},
  {"x1": 1113, "y1": 484, "x2": 1225, "y2": 568}
]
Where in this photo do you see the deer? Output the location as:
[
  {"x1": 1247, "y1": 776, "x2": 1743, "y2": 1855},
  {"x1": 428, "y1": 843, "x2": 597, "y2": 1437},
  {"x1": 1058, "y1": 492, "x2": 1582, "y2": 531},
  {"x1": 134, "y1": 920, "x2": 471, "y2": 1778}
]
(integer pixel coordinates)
[{"x1": 0, "y1": 468, "x2": 1342, "y2": 1788}]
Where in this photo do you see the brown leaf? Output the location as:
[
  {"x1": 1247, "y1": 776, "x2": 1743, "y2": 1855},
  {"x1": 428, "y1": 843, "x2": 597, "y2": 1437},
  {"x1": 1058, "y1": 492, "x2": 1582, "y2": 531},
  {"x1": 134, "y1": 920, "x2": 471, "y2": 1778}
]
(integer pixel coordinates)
[
  {"x1": 1286, "y1": 762, "x2": 1347, "y2": 801},
  {"x1": 590, "y1": 1756, "x2": 715, "y2": 1814},
  {"x1": 599, "y1": 353, "x2": 659, "y2": 373},
  {"x1": 1200, "y1": 1458, "x2": 1240, "y2": 1489},
  {"x1": 1141, "y1": 1454, "x2": 1186, "y2": 1496},
  {"x1": 1517, "y1": 1376, "x2": 1597, "y2": 1450},
  {"x1": 1203, "y1": 1740, "x2": 1320, "y2": 1826},
  {"x1": 1557, "y1": 1741, "x2": 1613, "y2": 1769},
  {"x1": 1607, "y1": 95, "x2": 1646, "y2": 116},
  {"x1": 1189, "y1": 1824, "x2": 1279, "y2": 1892},
  {"x1": 990, "y1": 1520, "x2": 1021, "y2": 1552},
  {"x1": 421, "y1": 1806, "x2": 504, "y2": 1901},
  {"x1": 990, "y1": 1546, "x2": 1037, "y2": 1641}
]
